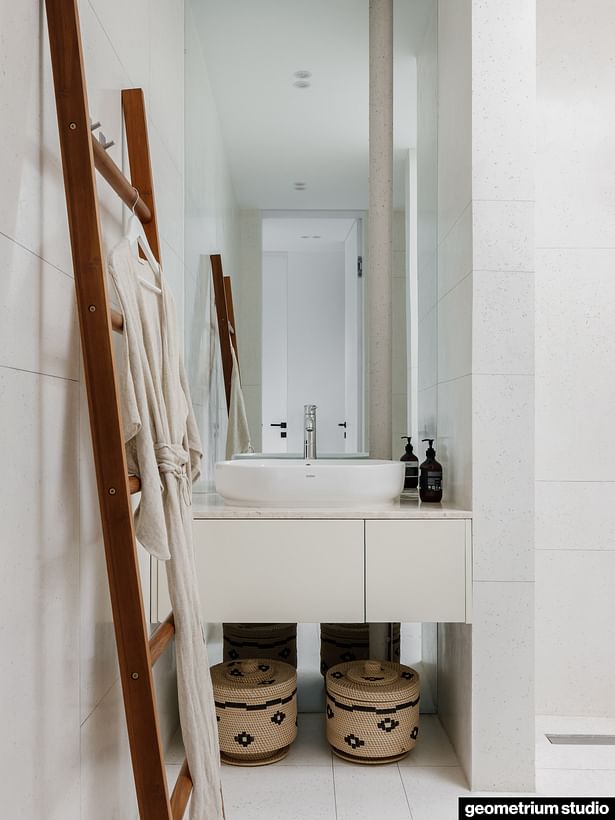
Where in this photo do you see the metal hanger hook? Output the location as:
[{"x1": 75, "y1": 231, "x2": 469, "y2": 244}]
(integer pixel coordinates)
[{"x1": 130, "y1": 187, "x2": 139, "y2": 215}]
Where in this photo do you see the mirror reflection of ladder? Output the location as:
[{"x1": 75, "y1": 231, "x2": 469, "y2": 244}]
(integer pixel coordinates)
[
  {"x1": 45, "y1": 1, "x2": 192, "y2": 816},
  {"x1": 210, "y1": 253, "x2": 240, "y2": 413}
]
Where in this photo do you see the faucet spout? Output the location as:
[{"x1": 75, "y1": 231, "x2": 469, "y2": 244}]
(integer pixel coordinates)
[{"x1": 304, "y1": 404, "x2": 317, "y2": 460}]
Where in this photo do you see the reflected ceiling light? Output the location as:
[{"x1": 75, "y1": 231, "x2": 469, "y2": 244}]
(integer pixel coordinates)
[
  {"x1": 293, "y1": 182, "x2": 306, "y2": 190},
  {"x1": 293, "y1": 80, "x2": 311, "y2": 88},
  {"x1": 312, "y1": 235, "x2": 321, "y2": 239},
  {"x1": 300, "y1": 235, "x2": 310, "y2": 239},
  {"x1": 293, "y1": 70, "x2": 312, "y2": 79}
]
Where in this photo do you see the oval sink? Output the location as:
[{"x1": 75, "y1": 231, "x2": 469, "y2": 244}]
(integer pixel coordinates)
[{"x1": 214, "y1": 459, "x2": 405, "y2": 509}]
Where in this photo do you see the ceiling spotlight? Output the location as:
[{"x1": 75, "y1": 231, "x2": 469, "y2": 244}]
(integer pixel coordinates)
[
  {"x1": 300, "y1": 235, "x2": 310, "y2": 239},
  {"x1": 312, "y1": 235, "x2": 321, "y2": 239},
  {"x1": 293, "y1": 182, "x2": 306, "y2": 190},
  {"x1": 293, "y1": 80, "x2": 311, "y2": 89},
  {"x1": 293, "y1": 70, "x2": 312, "y2": 79}
]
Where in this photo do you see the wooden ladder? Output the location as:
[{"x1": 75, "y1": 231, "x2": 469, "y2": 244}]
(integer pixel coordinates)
[{"x1": 45, "y1": 1, "x2": 191, "y2": 817}]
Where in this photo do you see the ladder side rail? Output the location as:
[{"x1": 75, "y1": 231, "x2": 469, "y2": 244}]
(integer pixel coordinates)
[
  {"x1": 210, "y1": 254, "x2": 234, "y2": 411},
  {"x1": 44, "y1": 2, "x2": 172, "y2": 816}
]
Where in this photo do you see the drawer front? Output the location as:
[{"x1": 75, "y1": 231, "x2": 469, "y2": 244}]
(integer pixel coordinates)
[
  {"x1": 192, "y1": 519, "x2": 364, "y2": 622},
  {"x1": 365, "y1": 520, "x2": 468, "y2": 622}
]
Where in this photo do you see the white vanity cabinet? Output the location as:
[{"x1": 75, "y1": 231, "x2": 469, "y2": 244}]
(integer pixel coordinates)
[{"x1": 153, "y1": 500, "x2": 472, "y2": 624}]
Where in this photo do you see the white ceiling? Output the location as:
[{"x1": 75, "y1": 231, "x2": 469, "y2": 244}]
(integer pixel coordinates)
[
  {"x1": 263, "y1": 217, "x2": 356, "y2": 253},
  {"x1": 191, "y1": 0, "x2": 434, "y2": 211}
]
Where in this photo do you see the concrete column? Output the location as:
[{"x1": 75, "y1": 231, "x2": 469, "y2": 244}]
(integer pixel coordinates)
[{"x1": 368, "y1": 0, "x2": 393, "y2": 460}]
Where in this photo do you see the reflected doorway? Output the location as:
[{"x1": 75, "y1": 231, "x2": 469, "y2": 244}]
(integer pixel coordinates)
[{"x1": 261, "y1": 212, "x2": 365, "y2": 455}]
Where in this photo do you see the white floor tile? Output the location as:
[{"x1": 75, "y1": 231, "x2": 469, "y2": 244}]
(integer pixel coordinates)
[
  {"x1": 399, "y1": 715, "x2": 459, "y2": 767},
  {"x1": 399, "y1": 766, "x2": 471, "y2": 820},
  {"x1": 334, "y1": 765, "x2": 412, "y2": 820},
  {"x1": 221, "y1": 765, "x2": 336, "y2": 820},
  {"x1": 278, "y1": 713, "x2": 333, "y2": 767}
]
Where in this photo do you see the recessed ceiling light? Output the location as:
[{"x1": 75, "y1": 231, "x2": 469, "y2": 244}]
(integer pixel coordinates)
[
  {"x1": 300, "y1": 235, "x2": 310, "y2": 239},
  {"x1": 293, "y1": 70, "x2": 312, "y2": 79},
  {"x1": 293, "y1": 182, "x2": 306, "y2": 190},
  {"x1": 293, "y1": 80, "x2": 311, "y2": 89},
  {"x1": 312, "y1": 235, "x2": 321, "y2": 239}
]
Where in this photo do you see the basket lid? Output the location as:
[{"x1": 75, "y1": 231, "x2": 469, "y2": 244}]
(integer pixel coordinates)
[
  {"x1": 326, "y1": 660, "x2": 419, "y2": 703},
  {"x1": 211, "y1": 659, "x2": 296, "y2": 702}
]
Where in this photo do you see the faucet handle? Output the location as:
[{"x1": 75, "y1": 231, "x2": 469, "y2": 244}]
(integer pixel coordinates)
[{"x1": 304, "y1": 404, "x2": 317, "y2": 413}]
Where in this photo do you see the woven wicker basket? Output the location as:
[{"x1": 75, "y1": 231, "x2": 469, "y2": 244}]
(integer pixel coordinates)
[
  {"x1": 223, "y1": 623, "x2": 297, "y2": 668},
  {"x1": 320, "y1": 623, "x2": 401, "y2": 675},
  {"x1": 211, "y1": 659, "x2": 298, "y2": 766},
  {"x1": 325, "y1": 659, "x2": 420, "y2": 764}
]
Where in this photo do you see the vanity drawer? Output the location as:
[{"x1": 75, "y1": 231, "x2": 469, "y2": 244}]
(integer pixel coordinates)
[
  {"x1": 365, "y1": 520, "x2": 469, "y2": 623},
  {"x1": 192, "y1": 519, "x2": 364, "y2": 622}
]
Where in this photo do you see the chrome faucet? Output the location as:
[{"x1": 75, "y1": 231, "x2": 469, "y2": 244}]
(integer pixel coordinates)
[{"x1": 304, "y1": 404, "x2": 317, "y2": 460}]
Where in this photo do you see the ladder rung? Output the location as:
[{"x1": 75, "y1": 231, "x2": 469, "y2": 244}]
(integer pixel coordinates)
[
  {"x1": 170, "y1": 759, "x2": 192, "y2": 819},
  {"x1": 91, "y1": 135, "x2": 152, "y2": 224},
  {"x1": 128, "y1": 475, "x2": 141, "y2": 494},
  {"x1": 149, "y1": 612, "x2": 175, "y2": 666},
  {"x1": 111, "y1": 309, "x2": 124, "y2": 332}
]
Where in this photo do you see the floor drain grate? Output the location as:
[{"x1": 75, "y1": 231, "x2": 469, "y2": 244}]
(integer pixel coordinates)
[{"x1": 546, "y1": 734, "x2": 615, "y2": 746}]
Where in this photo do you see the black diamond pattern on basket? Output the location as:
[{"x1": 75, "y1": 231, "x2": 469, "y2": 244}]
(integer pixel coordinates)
[
  {"x1": 257, "y1": 679, "x2": 276, "y2": 686},
  {"x1": 410, "y1": 725, "x2": 419, "y2": 740},
  {"x1": 363, "y1": 676, "x2": 385, "y2": 682},
  {"x1": 216, "y1": 715, "x2": 220, "y2": 722},
  {"x1": 279, "y1": 647, "x2": 291, "y2": 659},
  {"x1": 377, "y1": 717, "x2": 400, "y2": 733},
  {"x1": 326, "y1": 704, "x2": 334, "y2": 719},
  {"x1": 331, "y1": 671, "x2": 344, "y2": 679},
  {"x1": 228, "y1": 648, "x2": 239, "y2": 660},
  {"x1": 271, "y1": 710, "x2": 286, "y2": 725},
  {"x1": 258, "y1": 664, "x2": 270, "y2": 672},
  {"x1": 344, "y1": 734, "x2": 365, "y2": 750},
  {"x1": 229, "y1": 668, "x2": 244, "y2": 677},
  {"x1": 401, "y1": 671, "x2": 413, "y2": 680},
  {"x1": 234, "y1": 732, "x2": 254, "y2": 748}
]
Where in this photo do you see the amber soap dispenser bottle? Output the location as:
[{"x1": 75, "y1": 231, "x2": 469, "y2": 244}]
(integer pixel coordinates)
[
  {"x1": 419, "y1": 439, "x2": 443, "y2": 502},
  {"x1": 400, "y1": 436, "x2": 419, "y2": 490}
]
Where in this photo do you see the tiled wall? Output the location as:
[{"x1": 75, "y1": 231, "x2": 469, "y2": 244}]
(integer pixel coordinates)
[
  {"x1": 417, "y1": 0, "x2": 536, "y2": 790},
  {"x1": 536, "y1": 0, "x2": 615, "y2": 717},
  {"x1": 0, "y1": 0, "x2": 186, "y2": 816}
]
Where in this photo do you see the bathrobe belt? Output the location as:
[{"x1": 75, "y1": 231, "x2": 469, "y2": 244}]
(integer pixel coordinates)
[{"x1": 154, "y1": 442, "x2": 192, "y2": 506}]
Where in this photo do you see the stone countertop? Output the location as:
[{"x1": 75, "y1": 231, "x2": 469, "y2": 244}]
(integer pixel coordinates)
[{"x1": 192, "y1": 493, "x2": 472, "y2": 520}]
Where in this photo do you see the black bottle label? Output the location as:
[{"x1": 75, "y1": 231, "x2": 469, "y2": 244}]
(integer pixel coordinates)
[{"x1": 405, "y1": 464, "x2": 418, "y2": 479}]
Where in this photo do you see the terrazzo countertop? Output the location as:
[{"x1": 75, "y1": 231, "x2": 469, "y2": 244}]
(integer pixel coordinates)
[{"x1": 192, "y1": 492, "x2": 472, "y2": 520}]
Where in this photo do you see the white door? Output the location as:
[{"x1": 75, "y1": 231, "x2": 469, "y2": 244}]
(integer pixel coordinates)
[
  {"x1": 343, "y1": 220, "x2": 361, "y2": 452},
  {"x1": 262, "y1": 252, "x2": 288, "y2": 452}
]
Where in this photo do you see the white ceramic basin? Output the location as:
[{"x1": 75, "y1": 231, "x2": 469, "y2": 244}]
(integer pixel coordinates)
[{"x1": 214, "y1": 458, "x2": 405, "y2": 509}]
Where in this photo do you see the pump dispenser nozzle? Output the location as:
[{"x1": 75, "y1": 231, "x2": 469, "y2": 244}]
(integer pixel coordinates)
[{"x1": 422, "y1": 438, "x2": 436, "y2": 459}]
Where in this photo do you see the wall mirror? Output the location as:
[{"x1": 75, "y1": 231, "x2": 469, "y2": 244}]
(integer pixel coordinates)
[
  {"x1": 185, "y1": 0, "x2": 438, "y2": 464},
  {"x1": 184, "y1": 0, "x2": 440, "y2": 710}
]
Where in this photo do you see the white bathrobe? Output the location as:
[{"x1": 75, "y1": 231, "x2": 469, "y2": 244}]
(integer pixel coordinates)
[{"x1": 108, "y1": 239, "x2": 223, "y2": 820}]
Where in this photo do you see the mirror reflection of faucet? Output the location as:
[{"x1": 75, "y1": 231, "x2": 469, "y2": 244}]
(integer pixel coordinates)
[{"x1": 304, "y1": 404, "x2": 317, "y2": 460}]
